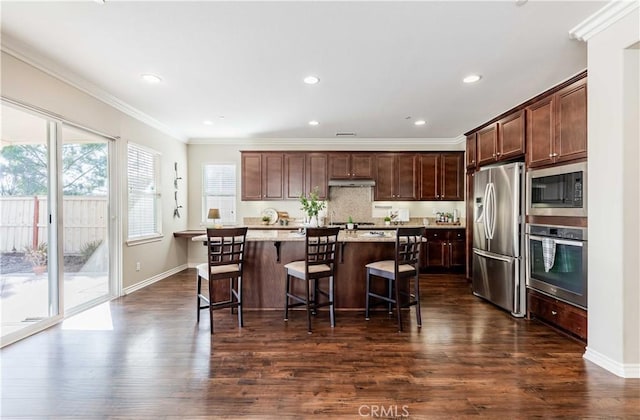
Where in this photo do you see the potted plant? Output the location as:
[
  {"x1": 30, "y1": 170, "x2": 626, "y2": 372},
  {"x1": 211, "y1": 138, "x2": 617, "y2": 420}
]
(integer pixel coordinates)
[
  {"x1": 346, "y1": 216, "x2": 355, "y2": 230},
  {"x1": 384, "y1": 216, "x2": 391, "y2": 226},
  {"x1": 261, "y1": 215, "x2": 271, "y2": 225},
  {"x1": 299, "y1": 187, "x2": 326, "y2": 227},
  {"x1": 23, "y1": 242, "x2": 48, "y2": 275}
]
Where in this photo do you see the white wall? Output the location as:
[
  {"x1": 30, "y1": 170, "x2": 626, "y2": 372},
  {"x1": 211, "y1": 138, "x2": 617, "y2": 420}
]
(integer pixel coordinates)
[
  {"x1": 584, "y1": 9, "x2": 640, "y2": 378},
  {"x1": 1, "y1": 51, "x2": 189, "y2": 290}
]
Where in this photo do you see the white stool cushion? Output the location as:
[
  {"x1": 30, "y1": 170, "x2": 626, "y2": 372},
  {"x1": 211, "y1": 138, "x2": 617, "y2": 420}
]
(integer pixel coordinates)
[
  {"x1": 365, "y1": 260, "x2": 415, "y2": 274},
  {"x1": 284, "y1": 260, "x2": 332, "y2": 278},
  {"x1": 196, "y1": 262, "x2": 241, "y2": 280}
]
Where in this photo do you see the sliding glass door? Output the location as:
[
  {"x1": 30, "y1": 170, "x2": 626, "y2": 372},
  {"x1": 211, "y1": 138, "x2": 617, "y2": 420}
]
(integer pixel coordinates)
[
  {"x1": 0, "y1": 102, "x2": 116, "y2": 345},
  {"x1": 0, "y1": 104, "x2": 56, "y2": 338},
  {"x1": 61, "y1": 125, "x2": 111, "y2": 312}
]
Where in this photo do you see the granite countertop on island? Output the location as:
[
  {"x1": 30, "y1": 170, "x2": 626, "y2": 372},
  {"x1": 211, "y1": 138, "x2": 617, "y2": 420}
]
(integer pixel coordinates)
[
  {"x1": 176, "y1": 222, "x2": 464, "y2": 240},
  {"x1": 191, "y1": 229, "x2": 407, "y2": 243}
]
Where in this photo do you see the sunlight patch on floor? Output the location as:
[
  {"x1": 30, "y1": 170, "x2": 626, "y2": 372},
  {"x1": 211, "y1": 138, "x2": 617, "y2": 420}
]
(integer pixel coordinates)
[{"x1": 62, "y1": 302, "x2": 113, "y2": 331}]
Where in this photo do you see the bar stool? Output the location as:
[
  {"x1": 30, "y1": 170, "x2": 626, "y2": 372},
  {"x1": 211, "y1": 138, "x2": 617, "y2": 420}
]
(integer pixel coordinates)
[
  {"x1": 365, "y1": 227, "x2": 422, "y2": 332},
  {"x1": 196, "y1": 227, "x2": 248, "y2": 334},
  {"x1": 284, "y1": 227, "x2": 340, "y2": 333}
]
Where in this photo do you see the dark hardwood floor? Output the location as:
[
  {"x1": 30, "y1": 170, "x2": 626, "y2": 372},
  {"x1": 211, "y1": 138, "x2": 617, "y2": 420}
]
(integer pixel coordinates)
[{"x1": 2, "y1": 270, "x2": 638, "y2": 418}]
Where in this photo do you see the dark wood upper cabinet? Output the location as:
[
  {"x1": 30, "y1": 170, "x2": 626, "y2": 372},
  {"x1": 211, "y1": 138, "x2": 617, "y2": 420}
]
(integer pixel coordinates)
[
  {"x1": 555, "y1": 78, "x2": 587, "y2": 164},
  {"x1": 374, "y1": 153, "x2": 418, "y2": 201},
  {"x1": 475, "y1": 110, "x2": 525, "y2": 167},
  {"x1": 440, "y1": 153, "x2": 464, "y2": 201},
  {"x1": 241, "y1": 152, "x2": 263, "y2": 200},
  {"x1": 284, "y1": 153, "x2": 305, "y2": 200},
  {"x1": 418, "y1": 153, "x2": 439, "y2": 200},
  {"x1": 527, "y1": 95, "x2": 555, "y2": 167},
  {"x1": 418, "y1": 152, "x2": 464, "y2": 201},
  {"x1": 305, "y1": 153, "x2": 328, "y2": 200},
  {"x1": 328, "y1": 153, "x2": 374, "y2": 179},
  {"x1": 527, "y1": 77, "x2": 587, "y2": 168},
  {"x1": 466, "y1": 134, "x2": 477, "y2": 169},
  {"x1": 476, "y1": 124, "x2": 498, "y2": 166},
  {"x1": 241, "y1": 152, "x2": 283, "y2": 200},
  {"x1": 498, "y1": 110, "x2": 525, "y2": 160},
  {"x1": 261, "y1": 153, "x2": 284, "y2": 200}
]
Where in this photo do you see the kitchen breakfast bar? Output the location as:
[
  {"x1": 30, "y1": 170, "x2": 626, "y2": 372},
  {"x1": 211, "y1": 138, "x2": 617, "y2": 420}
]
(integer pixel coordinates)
[{"x1": 176, "y1": 227, "x2": 432, "y2": 310}]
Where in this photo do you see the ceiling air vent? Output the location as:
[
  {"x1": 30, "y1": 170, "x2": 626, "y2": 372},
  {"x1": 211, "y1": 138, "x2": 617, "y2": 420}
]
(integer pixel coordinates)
[{"x1": 335, "y1": 132, "x2": 356, "y2": 137}]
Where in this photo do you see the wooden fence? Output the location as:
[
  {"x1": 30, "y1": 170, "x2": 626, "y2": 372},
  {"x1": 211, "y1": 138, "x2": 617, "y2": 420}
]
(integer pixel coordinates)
[{"x1": 0, "y1": 196, "x2": 107, "y2": 254}]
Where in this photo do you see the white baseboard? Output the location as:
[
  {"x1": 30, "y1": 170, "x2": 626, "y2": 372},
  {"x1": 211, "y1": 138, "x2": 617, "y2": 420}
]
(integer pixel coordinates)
[
  {"x1": 123, "y1": 264, "x2": 188, "y2": 295},
  {"x1": 584, "y1": 347, "x2": 640, "y2": 378},
  {"x1": 187, "y1": 262, "x2": 200, "y2": 269}
]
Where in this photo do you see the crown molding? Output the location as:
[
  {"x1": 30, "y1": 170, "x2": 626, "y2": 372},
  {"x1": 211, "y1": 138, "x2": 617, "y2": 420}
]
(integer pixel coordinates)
[
  {"x1": 569, "y1": 0, "x2": 639, "y2": 42},
  {"x1": 1, "y1": 34, "x2": 187, "y2": 143},
  {"x1": 188, "y1": 136, "x2": 466, "y2": 150}
]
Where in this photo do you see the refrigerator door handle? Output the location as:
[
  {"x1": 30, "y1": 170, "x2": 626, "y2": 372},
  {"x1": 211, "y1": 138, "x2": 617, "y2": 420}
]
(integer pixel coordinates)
[
  {"x1": 479, "y1": 182, "x2": 491, "y2": 238},
  {"x1": 473, "y1": 248, "x2": 513, "y2": 263},
  {"x1": 487, "y1": 182, "x2": 497, "y2": 240}
]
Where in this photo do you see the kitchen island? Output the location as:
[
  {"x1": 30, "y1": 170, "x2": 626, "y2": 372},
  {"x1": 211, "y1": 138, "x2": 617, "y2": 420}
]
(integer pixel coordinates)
[{"x1": 190, "y1": 228, "x2": 413, "y2": 310}]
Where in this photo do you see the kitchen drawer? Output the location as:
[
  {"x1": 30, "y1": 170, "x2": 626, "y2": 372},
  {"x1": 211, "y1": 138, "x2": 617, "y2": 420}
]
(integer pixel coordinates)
[
  {"x1": 528, "y1": 289, "x2": 587, "y2": 341},
  {"x1": 424, "y1": 230, "x2": 445, "y2": 241}
]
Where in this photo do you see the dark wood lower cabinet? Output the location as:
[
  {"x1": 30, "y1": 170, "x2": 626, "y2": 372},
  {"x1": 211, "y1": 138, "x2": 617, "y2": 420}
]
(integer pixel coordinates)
[
  {"x1": 420, "y1": 228, "x2": 465, "y2": 273},
  {"x1": 527, "y1": 288, "x2": 587, "y2": 342}
]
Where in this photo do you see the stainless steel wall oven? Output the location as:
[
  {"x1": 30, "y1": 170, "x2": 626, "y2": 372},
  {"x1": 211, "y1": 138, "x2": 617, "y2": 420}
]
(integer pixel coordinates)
[{"x1": 526, "y1": 224, "x2": 587, "y2": 309}]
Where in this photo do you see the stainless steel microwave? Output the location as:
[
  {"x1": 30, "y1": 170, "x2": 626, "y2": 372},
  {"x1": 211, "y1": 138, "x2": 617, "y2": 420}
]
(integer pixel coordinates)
[{"x1": 527, "y1": 162, "x2": 587, "y2": 217}]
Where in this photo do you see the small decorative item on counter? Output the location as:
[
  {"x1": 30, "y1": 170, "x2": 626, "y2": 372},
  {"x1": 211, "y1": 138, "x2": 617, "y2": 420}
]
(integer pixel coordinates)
[
  {"x1": 347, "y1": 216, "x2": 355, "y2": 230},
  {"x1": 261, "y1": 216, "x2": 271, "y2": 225},
  {"x1": 299, "y1": 187, "x2": 326, "y2": 227},
  {"x1": 384, "y1": 216, "x2": 391, "y2": 226}
]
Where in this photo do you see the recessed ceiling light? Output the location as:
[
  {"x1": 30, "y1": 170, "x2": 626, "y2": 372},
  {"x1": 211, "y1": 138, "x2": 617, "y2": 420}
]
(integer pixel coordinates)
[
  {"x1": 309, "y1": 120, "x2": 319, "y2": 126},
  {"x1": 141, "y1": 73, "x2": 162, "y2": 84},
  {"x1": 203, "y1": 120, "x2": 213, "y2": 125},
  {"x1": 414, "y1": 120, "x2": 426, "y2": 126},
  {"x1": 304, "y1": 75, "x2": 320, "y2": 85},
  {"x1": 463, "y1": 74, "x2": 482, "y2": 84}
]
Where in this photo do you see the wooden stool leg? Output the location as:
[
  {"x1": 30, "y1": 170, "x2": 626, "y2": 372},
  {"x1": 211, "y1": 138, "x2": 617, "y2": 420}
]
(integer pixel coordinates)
[
  {"x1": 365, "y1": 270, "x2": 371, "y2": 321},
  {"x1": 196, "y1": 275, "x2": 202, "y2": 322},
  {"x1": 329, "y1": 275, "x2": 335, "y2": 328},
  {"x1": 414, "y1": 273, "x2": 421, "y2": 328},
  {"x1": 306, "y1": 278, "x2": 312, "y2": 334},
  {"x1": 208, "y1": 278, "x2": 214, "y2": 334},
  {"x1": 284, "y1": 273, "x2": 290, "y2": 321},
  {"x1": 394, "y1": 279, "x2": 403, "y2": 332},
  {"x1": 237, "y1": 276, "x2": 243, "y2": 328}
]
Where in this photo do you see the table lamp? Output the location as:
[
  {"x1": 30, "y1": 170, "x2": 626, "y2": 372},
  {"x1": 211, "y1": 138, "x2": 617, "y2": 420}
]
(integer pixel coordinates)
[{"x1": 207, "y1": 208, "x2": 221, "y2": 228}]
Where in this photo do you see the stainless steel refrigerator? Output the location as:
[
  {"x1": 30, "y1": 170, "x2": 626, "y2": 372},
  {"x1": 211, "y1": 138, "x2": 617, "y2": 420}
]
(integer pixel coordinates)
[{"x1": 472, "y1": 161, "x2": 526, "y2": 317}]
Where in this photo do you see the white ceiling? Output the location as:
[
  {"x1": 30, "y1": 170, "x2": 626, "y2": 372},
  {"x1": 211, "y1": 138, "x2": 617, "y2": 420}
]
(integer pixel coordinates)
[{"x1": 0, "y1": 1, "x2": 605, "y2": 142}]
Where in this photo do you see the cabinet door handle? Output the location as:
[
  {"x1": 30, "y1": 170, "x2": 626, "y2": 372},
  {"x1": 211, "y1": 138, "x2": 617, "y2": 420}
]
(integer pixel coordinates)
[
  {"x1": 549, "y1": 153, "x2": 554, "y2": 158},
  {"x1": 551, "y1": 153, "x2": 558, "y2": 157},
  {"x1": 492, "y1": 153, "x2": 496, "y2": 157},
  {"x1": 496, "y1": 152, "x2": 501, "y2": 156},
  {"x1": 551, "y1": 310, "x2": 558, "y2": 316}
]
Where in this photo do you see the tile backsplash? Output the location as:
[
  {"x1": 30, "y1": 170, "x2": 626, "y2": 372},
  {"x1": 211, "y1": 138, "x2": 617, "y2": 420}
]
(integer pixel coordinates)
[
  {"x1": 327, "y1": 187, "x2": 374, "y2": 223},
  {"x1": 240, "y1": 186, "x2": 465, "y2": 225}
]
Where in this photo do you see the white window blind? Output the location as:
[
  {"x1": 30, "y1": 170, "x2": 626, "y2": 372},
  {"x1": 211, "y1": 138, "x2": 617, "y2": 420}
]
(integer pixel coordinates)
[
  {"x1": 203, "y1": 164, "x2": 236, "y2": 225},
  {"x1": 128, "y1": 143, "x2": 161, "y2": 239}
]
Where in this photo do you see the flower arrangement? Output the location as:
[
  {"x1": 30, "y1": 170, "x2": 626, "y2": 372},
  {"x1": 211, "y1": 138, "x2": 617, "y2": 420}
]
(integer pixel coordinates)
[{"x1": 299, "y1": 187, "x2": 326, "y2": 226}]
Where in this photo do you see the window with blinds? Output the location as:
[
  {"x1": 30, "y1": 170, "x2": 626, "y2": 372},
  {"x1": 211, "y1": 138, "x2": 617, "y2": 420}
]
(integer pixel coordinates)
[
  {"x1": 203, "y1": 164, "x2": 236, "y2": 225},
  {"x1": 127, "y1": 143, "x2": 161, "y2": 240}
]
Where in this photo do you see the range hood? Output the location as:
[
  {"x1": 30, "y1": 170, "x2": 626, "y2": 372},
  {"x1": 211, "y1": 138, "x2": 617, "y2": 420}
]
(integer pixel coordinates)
[{"x1": 328, "y1": 179, "x2": 376, "y2": 187}]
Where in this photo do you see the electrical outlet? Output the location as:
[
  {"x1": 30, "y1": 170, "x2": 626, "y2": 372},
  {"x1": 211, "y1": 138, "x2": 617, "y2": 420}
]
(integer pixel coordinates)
[{"x1": 136, "y1": 262, "x2": 141, "y2": 271}]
